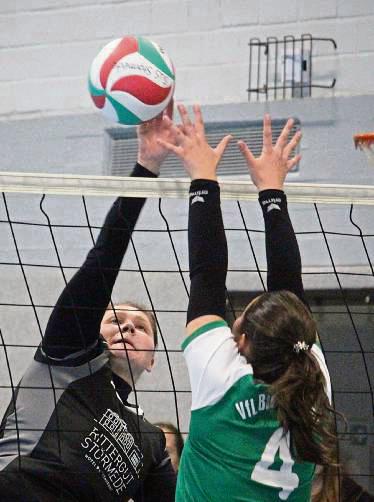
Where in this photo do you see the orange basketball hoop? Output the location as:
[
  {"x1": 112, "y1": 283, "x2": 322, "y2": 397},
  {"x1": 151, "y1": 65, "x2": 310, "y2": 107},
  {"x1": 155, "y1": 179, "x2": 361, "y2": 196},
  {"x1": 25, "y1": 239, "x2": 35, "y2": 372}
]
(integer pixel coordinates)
[{"x1": 354, "y1": 133, "x2": 374, "y2": 165}]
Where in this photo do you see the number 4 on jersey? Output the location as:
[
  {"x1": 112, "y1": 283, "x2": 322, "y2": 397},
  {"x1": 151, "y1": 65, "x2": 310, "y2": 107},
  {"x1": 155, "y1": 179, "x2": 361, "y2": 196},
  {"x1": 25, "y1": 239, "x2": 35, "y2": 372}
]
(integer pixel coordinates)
[{"x1": 251, "y1": 428, "x2": 299, "y2": 500}]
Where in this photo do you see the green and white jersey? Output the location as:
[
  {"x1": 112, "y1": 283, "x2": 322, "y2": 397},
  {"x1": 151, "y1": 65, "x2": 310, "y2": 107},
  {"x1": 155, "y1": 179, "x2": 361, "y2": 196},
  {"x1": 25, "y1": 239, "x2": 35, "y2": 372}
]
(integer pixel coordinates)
[{"x1": 176, "y1": 321, "x2": 331, "y2": 502}]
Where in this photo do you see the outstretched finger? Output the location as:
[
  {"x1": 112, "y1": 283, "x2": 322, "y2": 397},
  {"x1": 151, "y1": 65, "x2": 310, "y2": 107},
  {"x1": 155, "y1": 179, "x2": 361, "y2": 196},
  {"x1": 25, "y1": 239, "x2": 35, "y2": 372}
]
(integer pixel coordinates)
[
  {"x1": 275, "y1": 118, "x2": 294, "y2": 150},
  {"x1": 287, "y1": 153, "x2": 301, "y2": 172},
  {"x1": 283, "y1": 130, "x2": 302, "y2": 159},
  {"x1": 263, "y1": 114, "x2": 273, "y2": 153},
  {"x1": 238, "y1": 140, "x2": 256, "y2": 167},
  {"x1": 162, "y1": 114, "x2": 174, "y2": 128},
  {"x1": 157, "y1": 138, "x2": 184, "y2": 157},
  {"x1": 193, "y1": 104, "x2": 205, "y2": 136},
  {"x1": 215, "y1": 134, "x2": 232, "y2": 160},
  {"x1": 178, "y1": 103, "x2": 194, "y2": 133}
]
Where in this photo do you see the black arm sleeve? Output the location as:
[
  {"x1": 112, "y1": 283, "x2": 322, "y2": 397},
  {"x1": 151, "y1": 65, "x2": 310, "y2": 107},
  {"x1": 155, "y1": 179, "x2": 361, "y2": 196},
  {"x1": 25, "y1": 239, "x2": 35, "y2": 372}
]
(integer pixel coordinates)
[
  {"x1": 41, "y1": 163, "x2": 157, "y2": 359},
  {"x1": 186, "y1": 179, "x2": 228, "y2": 324},
  {"x1": 259, "y1": 189, "x2": 308, "y2": 307}
]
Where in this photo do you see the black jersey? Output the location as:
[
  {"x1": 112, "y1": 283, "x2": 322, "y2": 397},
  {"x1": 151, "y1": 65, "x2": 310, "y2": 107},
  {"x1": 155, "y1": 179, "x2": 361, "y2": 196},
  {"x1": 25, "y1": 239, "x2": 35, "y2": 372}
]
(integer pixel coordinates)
[
  {"x1": 0, "y1": 345, "x2": 175, "y2": 501},
  {"x1": 0, "y1": 164, "x2": 176, "y2": 501}
]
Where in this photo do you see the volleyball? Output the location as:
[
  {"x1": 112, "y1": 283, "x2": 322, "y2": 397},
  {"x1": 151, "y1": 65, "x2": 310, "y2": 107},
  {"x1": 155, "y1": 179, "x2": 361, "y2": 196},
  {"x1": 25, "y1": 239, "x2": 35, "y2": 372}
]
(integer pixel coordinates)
[{"x1": 88, "y1": 36, "x2": 175, "y2": 125}]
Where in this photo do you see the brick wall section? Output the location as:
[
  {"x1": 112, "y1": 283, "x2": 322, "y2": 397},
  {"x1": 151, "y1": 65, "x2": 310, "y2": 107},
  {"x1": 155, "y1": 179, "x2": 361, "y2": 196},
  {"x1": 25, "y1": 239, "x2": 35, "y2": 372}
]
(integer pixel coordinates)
[{"x1": 0, "y1": 0, "x2": 374, "y2": 118}]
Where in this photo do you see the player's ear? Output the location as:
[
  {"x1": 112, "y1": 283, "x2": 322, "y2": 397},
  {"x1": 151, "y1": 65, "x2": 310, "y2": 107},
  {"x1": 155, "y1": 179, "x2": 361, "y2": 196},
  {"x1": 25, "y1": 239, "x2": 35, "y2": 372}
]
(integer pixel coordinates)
[
  {"x1": 145, "y1": 356, "x2": 155, "y2": 372},
  {"x1": 236, "y1": 333, "x2": 252, "y2": 360},
  {"x1": 236, "y1": 333, "x2": 246, "y2": 352}
]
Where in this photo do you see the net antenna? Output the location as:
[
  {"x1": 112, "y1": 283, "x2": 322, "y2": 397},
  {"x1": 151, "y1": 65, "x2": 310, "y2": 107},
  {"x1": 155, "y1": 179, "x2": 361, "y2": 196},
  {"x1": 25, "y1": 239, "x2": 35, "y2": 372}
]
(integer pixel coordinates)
[{"x1": 354, "y1": 132, "x2": 374, "y2": 166}]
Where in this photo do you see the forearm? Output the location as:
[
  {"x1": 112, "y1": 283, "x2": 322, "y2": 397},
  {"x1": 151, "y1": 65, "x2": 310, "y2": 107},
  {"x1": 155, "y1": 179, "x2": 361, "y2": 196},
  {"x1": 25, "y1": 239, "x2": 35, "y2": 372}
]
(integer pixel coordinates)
[
  {"x1": 259, "y1": 189, "x2": 307, "y2": 306},
  {"x1": 42, "y1": 163, "x2": 156, "y2": 358},
  {"x1": 187, "y1": 179, "x2": 228, "y2": 324}
]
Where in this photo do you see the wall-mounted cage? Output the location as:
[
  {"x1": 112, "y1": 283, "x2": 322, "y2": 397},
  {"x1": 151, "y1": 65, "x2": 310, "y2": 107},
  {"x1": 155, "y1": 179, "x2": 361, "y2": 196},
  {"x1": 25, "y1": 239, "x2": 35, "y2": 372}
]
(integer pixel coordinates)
[
  {"x1": 248, "y1": 34, "x2": 337, "y2": 101},
  {"x1": 104, "y1": 119, "x2": 301, "y2": 177}
]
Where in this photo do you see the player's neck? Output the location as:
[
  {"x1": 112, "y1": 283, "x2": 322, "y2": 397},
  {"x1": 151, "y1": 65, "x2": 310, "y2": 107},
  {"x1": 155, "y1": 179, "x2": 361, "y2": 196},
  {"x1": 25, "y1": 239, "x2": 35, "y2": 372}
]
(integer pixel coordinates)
[{"x1": 110, "y1": 357, "x2": 142, "y2": 385}]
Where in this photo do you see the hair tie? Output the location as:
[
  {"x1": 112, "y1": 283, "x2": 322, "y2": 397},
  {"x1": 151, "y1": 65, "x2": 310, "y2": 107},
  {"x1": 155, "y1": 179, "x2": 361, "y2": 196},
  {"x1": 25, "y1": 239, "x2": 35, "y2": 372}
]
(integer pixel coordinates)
[{"x1": 293, "y1": 341, "x2": 310, "y2": 354}]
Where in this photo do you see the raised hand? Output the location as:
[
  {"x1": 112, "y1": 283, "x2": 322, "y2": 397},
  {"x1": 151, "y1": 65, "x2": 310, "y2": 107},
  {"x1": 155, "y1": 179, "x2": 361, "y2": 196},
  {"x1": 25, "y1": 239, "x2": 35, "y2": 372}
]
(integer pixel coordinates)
[
  {"x1": 137, "y1": 99, "x2": 177, "y2": 175},
  {"x1": 157, "y1": 104, "x2": 232, "y2": 181},
  {"x1": 238, "y1": 114, "x2": 302, "y2": 191}
]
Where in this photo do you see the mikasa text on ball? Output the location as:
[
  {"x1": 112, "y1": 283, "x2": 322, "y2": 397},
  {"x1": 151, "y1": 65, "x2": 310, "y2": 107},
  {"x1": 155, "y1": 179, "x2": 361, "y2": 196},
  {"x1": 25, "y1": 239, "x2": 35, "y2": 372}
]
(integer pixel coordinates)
[{"x1": 89, "y1": 36, "x2": 175, "y2": 125}]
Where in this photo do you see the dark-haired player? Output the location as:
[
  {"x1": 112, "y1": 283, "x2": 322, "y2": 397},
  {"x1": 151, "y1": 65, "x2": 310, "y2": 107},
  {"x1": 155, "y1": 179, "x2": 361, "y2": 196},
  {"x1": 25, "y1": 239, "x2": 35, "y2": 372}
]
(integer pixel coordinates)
[
  {"x1": 0, "y1": 110, "x2": 177, "y2": 501},
  {"x1": 154, "y1": 422, "x2": 184, "y2": 472},
  {"x1": 160, "y1": 105, "x2": 336, "y2": 501}
]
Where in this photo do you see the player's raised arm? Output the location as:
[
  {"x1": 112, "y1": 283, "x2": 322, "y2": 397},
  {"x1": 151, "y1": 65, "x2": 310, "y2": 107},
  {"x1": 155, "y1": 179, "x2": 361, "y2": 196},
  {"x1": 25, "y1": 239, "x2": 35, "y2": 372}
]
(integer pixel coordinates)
[
  {"x1": 238, "y1": 115, "x2": 308, "y2": 306},
  {"x1": 158, "y1": 104, "x2": 232, "y2": 335},
  {"x1": 41, "y1": 108, "x2": 177, "y2": 359}
]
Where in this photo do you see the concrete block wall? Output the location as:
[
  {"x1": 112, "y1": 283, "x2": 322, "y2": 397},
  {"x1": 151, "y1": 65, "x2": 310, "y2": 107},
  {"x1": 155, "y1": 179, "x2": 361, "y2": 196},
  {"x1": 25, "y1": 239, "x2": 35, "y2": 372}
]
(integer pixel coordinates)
[{"x1": 1, "y1": 0, "x2": 374, "y2": 119}]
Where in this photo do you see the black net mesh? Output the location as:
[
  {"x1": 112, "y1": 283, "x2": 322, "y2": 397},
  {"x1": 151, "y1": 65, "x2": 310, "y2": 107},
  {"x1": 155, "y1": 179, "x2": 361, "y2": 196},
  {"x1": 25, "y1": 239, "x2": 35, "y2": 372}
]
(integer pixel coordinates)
[{"x1": 0, "y1": 190, "x2": 373, "y2": 497}]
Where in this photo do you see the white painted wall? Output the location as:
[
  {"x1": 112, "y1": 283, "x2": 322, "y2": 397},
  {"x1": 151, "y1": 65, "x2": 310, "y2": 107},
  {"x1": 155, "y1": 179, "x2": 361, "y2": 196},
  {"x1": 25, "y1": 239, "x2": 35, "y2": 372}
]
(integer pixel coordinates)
[{"x1": 1, "y1": 0, "x2": 374, "y2": 119}]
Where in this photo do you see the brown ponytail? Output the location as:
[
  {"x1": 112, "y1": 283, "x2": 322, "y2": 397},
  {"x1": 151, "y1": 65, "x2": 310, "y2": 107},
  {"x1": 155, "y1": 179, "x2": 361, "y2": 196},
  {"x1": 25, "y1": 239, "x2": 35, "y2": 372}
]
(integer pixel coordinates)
[
  {"x1": 239, "y1": 290, "x2": 338, "y2": 465},
  {"x1": 312, "y1": 465, "x2": 341, "y2": 502}
]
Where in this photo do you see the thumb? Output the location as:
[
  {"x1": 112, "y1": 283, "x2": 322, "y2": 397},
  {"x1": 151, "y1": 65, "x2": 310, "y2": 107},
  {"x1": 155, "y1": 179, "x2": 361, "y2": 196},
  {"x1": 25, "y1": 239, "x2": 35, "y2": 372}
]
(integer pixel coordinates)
[
  {"x1": 238, "y1": 140, "x2": 256, "y2": 167},
  {"x1": 215, "y1": 134, "x2": 232, "y2": 160}
]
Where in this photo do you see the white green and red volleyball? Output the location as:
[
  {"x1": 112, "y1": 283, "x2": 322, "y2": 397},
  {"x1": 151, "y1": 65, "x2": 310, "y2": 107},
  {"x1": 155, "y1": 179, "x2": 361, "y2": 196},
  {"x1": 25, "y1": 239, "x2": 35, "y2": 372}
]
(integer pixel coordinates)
[{"x1": 88, "y1": 36, "x2": 175, "y2": 125}]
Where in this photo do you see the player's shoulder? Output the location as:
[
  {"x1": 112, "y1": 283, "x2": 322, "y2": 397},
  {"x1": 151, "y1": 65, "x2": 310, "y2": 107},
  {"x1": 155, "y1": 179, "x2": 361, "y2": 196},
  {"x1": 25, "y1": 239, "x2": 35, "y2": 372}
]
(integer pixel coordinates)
[
  {"x1": 182, "y1": 319, "x2": 230, "y2": 351},
  {"x1": 182, "y1": 319, "x2": 255, "y2": 410}
]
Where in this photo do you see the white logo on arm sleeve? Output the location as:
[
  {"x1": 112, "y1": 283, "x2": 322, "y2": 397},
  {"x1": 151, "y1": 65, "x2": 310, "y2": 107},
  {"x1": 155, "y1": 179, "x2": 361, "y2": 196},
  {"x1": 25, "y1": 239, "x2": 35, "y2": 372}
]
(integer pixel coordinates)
[
  {"x1": 190, "y1": 190, "x2": 208, "y2": 204},
  {"x1": 267, "y1": 203, "x2": 281, "y2": 212},
  {"x1": 191, "y1": 195, "x2": 205, "y2": 204}
]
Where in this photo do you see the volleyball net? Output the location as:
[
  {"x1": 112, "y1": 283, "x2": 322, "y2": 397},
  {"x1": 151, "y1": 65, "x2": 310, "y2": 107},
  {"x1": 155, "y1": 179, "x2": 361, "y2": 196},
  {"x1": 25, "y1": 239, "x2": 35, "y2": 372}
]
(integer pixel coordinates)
[{"x1": 0, "y1": 172, "x2": 373, "y2": 491}]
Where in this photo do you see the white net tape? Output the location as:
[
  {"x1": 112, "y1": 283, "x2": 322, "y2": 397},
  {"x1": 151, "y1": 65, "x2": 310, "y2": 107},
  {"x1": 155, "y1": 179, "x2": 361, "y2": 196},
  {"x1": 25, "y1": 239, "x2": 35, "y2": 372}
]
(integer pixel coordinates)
[{"x1": 0, "y1": 171, "x2": 374, "y2": 204}]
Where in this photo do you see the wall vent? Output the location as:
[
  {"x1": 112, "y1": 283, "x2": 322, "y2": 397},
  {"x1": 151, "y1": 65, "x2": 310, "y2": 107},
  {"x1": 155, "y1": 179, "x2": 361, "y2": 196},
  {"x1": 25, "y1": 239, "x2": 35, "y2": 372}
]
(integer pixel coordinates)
[{"x1": 104, "y1": 119, "x2": 301, "y2": 177}]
